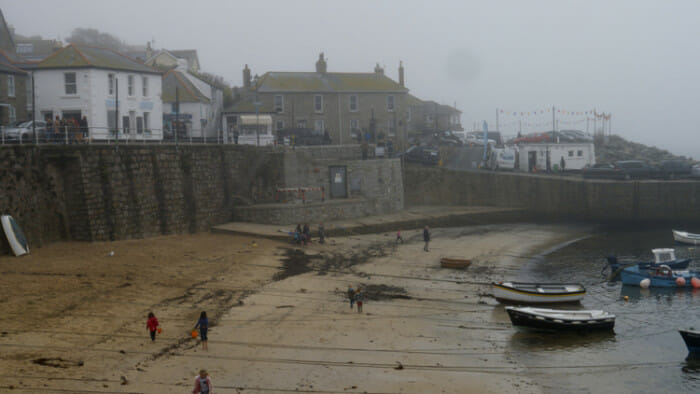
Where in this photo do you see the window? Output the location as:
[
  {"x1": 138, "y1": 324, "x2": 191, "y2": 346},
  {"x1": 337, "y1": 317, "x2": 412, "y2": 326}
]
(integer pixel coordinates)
[
  {"x1": 568, "y1": 150, "x2": 574, "y2": 157},
  {"x1": 108, "y1": 73, "x2": 114, "y2": 95},
  {"x1": 350, "y1": 119, "x2": 360, "y2": 131},
  {"x1": 577, "y1": 150, "x2": 583, "y2": 157},
  {"x1": 407, "y1": 107, "x2": 411, "y2": 122},
  {"x1": 142, "y1": 76, "x2": 148, "y2": 96},
  {"x1": 8, "y1": 105, "x2": 16, "y2": 123},
  {"x1": 426, "y1": 114, "x2": 433, "y2": 123},
  {"x1": 386, "y1": 95, "x2": 395, "y2": 111},
  {"x1": 274, "y1": 95, "x2": 284, "y2": 112},
  {"x1": 122, "y1": 116, "x2": 130, "y2": 134},
  {"x1": 314, "y1": 95, "x2": 323, "y2": 112},
  {"x1": 297, "y1": 119, "x2": 306, "y2": 128},
  {"x1": 276, "y1": 120, "x2": 285, "y2": 130},
  {"x1": 127, "y1": 75, "x2": 134, "y2": 96},
  {"x1": 64, "y1": 72, "x2": 76, "y2": 95},
  {"x1": 387, "y1": 119, "x2": 395, "y2": 136},
  {"x1": 349, "y1": 95, "x2": 358, "y2": 112},
  {"x1": 7, "y1": 75, "x2": 15, "y2": 97},
  {"x1": 143, "y1": 112, "x2": 150, "y2": 131},
  {"x1": 136, "y1": 116, "x2": 144, "y2": 134},
  {"x1": 314, "y1": 119, "x2": 324, "y2": 132}
]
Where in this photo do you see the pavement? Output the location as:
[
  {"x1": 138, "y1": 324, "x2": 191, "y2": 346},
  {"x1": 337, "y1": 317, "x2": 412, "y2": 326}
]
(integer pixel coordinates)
[{"x1": 212, "y1": 205, "x2": 528, "y2": 241}]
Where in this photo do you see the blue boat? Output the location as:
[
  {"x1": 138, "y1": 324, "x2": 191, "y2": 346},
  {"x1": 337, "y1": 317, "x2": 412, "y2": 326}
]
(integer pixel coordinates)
[
  {"x1": 606, "y1": 248, "x2": 691, "y2": 279},
  {"x1": 620, "y1": 265, "x2": 700, "y2": 288}
]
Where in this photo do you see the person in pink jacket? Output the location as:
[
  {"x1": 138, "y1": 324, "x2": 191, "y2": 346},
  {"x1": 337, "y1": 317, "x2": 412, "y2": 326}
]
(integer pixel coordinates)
[{"x1": 192, "y1": 369, "x2": 213, "y2": 394}]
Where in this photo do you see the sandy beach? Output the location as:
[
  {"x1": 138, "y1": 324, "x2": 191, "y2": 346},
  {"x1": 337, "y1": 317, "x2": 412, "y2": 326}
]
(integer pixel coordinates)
[{"x1": 0, "y1": 223, "x2": 588, "y2": 393}]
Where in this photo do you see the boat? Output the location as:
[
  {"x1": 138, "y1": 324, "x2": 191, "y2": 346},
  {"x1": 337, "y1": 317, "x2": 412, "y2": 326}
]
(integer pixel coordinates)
[
  {"x1": 1, "y1": 214, "x2": 29, "y2": 256},
  {"x1": 620, "y1": 265, "x2": 700, "y2": 288},
  {"x1": 679, "y1": 328, "x2": 700, "y2": 353},
  {"x1": 505, "y1": 306, "x2": 615, "y2": 331},
  {"x1": 492, "y1": 282, "x2": 585, "y2": 304},
  {"x1": 606, "y1": 248, "x2": 691, "y2": 279},
  {"x1": 440, "y1": 257, "x2": 471, "y2": 269},
  {"x1": 673, "y1": 230, "x2": 700, "y2": 246}
]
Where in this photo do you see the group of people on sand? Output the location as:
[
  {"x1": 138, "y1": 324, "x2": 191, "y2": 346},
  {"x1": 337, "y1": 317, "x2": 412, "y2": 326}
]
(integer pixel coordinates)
[
  {"x1": 292, "y1": 223, "x2": 326, "y2": 245},
  {"x1": 146, "y1": 312, "x2": 214, "y2": 393},
  {"x1": 346, "y1": 285, "x2": 365, "y2": 313}
]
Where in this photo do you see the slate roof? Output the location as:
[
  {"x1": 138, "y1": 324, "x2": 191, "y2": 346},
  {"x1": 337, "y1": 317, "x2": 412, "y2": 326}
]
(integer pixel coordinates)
[
  {"x1": 161, "y1": 70, "x2": 210, "y2": 103},
  {"x1": 36, "y1": 44, "x2": 161, "y2": 74},
  {"x1": 256, "y1": 72, "x2": 409, "y2": 93},
  {"x1": 222, "y1": 99, "x2": 274, "y2": 114},
  {"x1": 0, "y1": 60, "x2": 26, "y2": 75},
  {"x1": 169, "y1": 50, "x2": 199, "y2": 66}
]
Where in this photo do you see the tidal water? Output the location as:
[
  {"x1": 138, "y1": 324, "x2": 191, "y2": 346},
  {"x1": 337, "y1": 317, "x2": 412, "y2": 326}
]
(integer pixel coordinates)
[{"x1": 506, "y1": 227, "x2": 700, "y2": 394}]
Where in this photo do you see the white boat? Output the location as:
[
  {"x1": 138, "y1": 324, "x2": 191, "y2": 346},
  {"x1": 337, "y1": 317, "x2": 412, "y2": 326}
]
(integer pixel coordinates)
[
  {"x1": 505, "y1": 306, "x2": 615, "y2": 331},
  {"x1": 1, "y1": 214, "x2": 29, "y2": 256},
  {"x1": 673, "y1": 230, "x2": 700, "y2": 245},
  {"x1": 492, "y1": 282, "x2": 585, "y2": 304}
]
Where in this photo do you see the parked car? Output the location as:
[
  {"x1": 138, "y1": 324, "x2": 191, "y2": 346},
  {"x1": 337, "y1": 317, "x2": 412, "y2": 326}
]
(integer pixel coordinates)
[
  {"x1": 614, "y1": 160, "x2": 656, "y2": 180},
  {"x1": 691, "y1": 164, "x2": 700, "y2": 179},
  {"x1": 400, "y1": 146, "x2": 440, "y2": 165},
  {"x1": 582, "y1": 163, "x2": 625, "y2": 180},
  {"x1": 657, "y1": 160, "x2": 692, "y2": 179},
  {"x1": 2, "y1": 120, "x2": 48, "y2": 143}
]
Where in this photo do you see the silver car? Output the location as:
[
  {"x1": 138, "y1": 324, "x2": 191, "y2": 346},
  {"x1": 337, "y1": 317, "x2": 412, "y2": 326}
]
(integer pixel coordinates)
[
  {"x1": 692, "y1": 164, "x2": 700, "y2": 179},
  {"x1": 2, "y1": 120, "x2": 48, "y2": 143}
]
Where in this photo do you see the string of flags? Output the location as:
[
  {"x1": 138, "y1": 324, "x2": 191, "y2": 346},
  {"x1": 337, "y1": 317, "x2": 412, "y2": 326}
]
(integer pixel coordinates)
[{"x1": 498, "y1": 108, "x2": 610, "y2": 119}]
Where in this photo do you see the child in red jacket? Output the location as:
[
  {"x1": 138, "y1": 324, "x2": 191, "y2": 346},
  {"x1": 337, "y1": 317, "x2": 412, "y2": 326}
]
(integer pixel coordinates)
[{"x1": 146, "y1": 312, "x2": 159, "y2": 341}]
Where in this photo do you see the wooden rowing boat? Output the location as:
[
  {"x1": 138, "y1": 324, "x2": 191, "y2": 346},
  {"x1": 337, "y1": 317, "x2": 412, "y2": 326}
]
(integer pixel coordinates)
[
  {"x1": 505, "y1": 306, "x2": 615, "y2": 331},
  {"x1": 440, "y1": 257, "x2": 471, "y2": 269},
  {"x1": 492, "y1": 282, "x2": 585, "y2": 304}
]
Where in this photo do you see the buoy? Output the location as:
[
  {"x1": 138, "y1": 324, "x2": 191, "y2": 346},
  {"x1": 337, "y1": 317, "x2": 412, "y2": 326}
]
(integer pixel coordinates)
[
  {"x1": 691, "y1": 277, "x2": 700, "y2": 288},
  {"x1": 640, "y1": 278, "x2": 651, "y2": 289},
  {"x1": 191, "y1": 331, "x2": 198, "y2": 338},
  {"x1": 676, "y1": 277, "x2": 686, "y2": 286},
  {"x1": 623, "y1": 296, "x2": 629, "y2": 301},
  {"x1": 157, "y1": 328, "x2": 162, "y2": 334}
]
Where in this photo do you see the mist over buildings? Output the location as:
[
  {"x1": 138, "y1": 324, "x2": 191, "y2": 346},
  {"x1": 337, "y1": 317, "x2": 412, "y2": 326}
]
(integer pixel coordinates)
[{"x1": 3, "y1": 0, "x2": 698, "y2": 158}]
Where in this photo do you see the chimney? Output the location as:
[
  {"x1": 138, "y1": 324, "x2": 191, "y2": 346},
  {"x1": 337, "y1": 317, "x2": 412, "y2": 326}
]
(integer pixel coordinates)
[
  {"x1": 243, "y1": 64, "x2": 251, "y2": 88},
  {"x1": 146, "y1": 41, "x2": 153, "y2": 60},
  {"x1": 374, "y1": 63, "x2": 384, "y2": 76},
  {"x1": 315, "y1": 52, "x2": 327, "y2": 74},
  {"x1": 398, "y1": 61, "x2": 404, "y2": 86}
]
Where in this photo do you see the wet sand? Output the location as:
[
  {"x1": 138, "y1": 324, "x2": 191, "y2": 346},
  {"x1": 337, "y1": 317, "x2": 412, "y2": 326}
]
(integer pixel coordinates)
[{"x1": 0, "y1": 224, "x2": 587, "y2": 393}]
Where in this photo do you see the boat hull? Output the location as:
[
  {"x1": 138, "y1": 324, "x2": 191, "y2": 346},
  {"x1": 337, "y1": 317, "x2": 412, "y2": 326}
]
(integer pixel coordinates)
[
  {"x1": 680, "y1": 329, "x2": 700, "y2": 353},
  {"x1": 505, "y1": 307, "x2": 615, "y2": 331},
  {"x1": 492, "y1": 282, "x2": 585, "y2": 304},
  {"x1": 440, "y1": 257, "x2": 471, "y2": 269},
  {"x1": 620, "y1": 266, "x2": 700, "y2": 287},
  {"x1": 673, "y1": 230, "x2": 700, "y2": 246}
]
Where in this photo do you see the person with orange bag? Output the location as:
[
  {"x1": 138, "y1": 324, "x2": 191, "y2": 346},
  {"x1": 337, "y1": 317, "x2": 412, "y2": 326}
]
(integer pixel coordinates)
[{"x1": 193, "y1": 311, "x2": 209, "y2": 351}]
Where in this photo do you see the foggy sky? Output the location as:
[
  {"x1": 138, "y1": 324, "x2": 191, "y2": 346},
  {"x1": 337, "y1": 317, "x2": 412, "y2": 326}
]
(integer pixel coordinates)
[{"x1": 3, "y1": 0, "x2": 699, "y2": 159}]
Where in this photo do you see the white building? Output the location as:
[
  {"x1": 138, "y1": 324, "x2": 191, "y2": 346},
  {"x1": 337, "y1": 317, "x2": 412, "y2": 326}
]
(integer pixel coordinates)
[
  {"x1": 516, "y1": 142, "x2": 595, "y2": 172},
  {"x1": 161, "y1": 65, "x2": 223, "y2": 140},
  {"x1": 33, "y1": 44, "x2": 163, "y2": 141}
]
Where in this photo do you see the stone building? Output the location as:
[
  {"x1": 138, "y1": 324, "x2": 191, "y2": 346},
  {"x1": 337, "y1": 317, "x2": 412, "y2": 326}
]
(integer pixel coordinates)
[
  {"x1": 243, "y1": 53, "x2": 410, "y2": 147},
  {"x1": 406, "y1": 96, "x2": 464, "y2": 141},
  {"x1": 0, "y1": 10, "x2": 28, "y2": 125}
]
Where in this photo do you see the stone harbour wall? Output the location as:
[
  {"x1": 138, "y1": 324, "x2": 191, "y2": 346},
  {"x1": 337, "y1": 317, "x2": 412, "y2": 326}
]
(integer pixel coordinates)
[{"x1": 404, "y1": 165, "x2": 700, "y2": 225}]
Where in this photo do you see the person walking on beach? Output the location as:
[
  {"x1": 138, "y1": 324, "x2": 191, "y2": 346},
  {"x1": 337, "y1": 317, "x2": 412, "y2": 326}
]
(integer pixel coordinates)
[
  {"x1": 146, "y1": 312, "x2": 159, "y2": 342},
  {"x1": 191, "y1": 369, "x2": 213, "y2": 394},
  {"x1": 318, "y1": 223, "x2": 326, "y2": 244},
  {"x1": 396, "y1": 230, "x2": 404, "y2": 244},
  {"x1": 423, "y1": 226, "x2": 431, "y2": 252},
  {"x1": 355, "y1": 289, "x2": 364, "y2": 313},
  {"x1": 194, "y1": 311, "x2": 209, "y2": 351},
  {"x1": 347, "y1": 285, "x2": 355, "y2": 309}
]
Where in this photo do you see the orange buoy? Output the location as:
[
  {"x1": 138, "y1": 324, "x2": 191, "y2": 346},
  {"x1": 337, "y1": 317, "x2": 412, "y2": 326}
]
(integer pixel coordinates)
[
  {"x1": 676, "y1": 277, "x2": 686, "y2": 286},
  {"x1": 191, "y1": 330, "x2": 198, "y2": 338},
  {"x1": 691, "y1": 277, "x2": 700, "y2": 288},
  {"x1": 157, "y1": 328, "x2": 162, "y2": 334}
]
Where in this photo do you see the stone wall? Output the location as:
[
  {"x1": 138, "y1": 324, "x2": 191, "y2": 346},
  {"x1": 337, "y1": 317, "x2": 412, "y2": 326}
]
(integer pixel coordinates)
[
  {"x1": 0, "y1": 144, "x2": 285, "y2": 254},
  {"x1": 405, "y1": 165, "x2": 700, "y2": 224}
]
